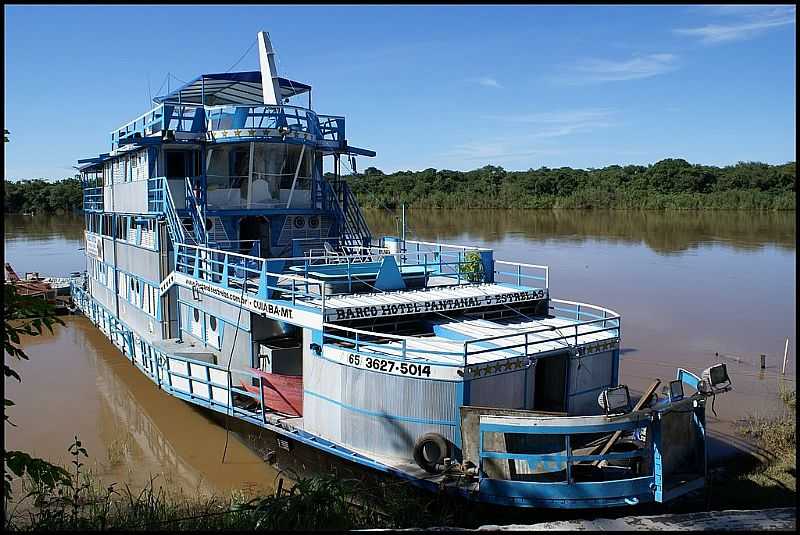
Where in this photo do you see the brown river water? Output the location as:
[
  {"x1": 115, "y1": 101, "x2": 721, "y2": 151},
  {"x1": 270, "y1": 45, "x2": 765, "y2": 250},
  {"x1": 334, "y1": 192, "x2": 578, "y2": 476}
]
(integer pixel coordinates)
[{"x1": 3, "y1": 210, "x2": 796, "y2": 498}]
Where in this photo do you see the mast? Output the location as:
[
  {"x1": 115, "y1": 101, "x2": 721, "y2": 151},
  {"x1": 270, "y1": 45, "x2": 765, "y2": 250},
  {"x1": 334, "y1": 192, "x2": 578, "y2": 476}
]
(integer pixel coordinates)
[{"x1": 257, "y1": 31, "x2": 282, "y2": 106}]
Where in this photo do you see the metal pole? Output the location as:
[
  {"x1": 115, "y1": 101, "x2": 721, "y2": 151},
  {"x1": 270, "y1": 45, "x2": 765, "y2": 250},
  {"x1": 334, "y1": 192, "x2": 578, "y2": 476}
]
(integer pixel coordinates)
[
  {"x1": 760, "y1": 354, "x2": 766, "y2": 370},
  {"x1": 400, "y1": 203, "x2": 406, "y2": 265},
  {"x1": 782, "y1": 338, "x2": 790, "y2": 375},
  {"x1": 259, "y1": 375, "x2": 267, "y2": 424},
  {"x1": 247, "y1": 141, "x2": 255, "y2": 208}
]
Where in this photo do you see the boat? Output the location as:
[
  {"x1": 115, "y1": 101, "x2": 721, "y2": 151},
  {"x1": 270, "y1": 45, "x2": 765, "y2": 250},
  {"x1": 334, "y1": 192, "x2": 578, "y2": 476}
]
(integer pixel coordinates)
[
  {"x1": 71, "y1": 31, "x2": 732, "y2": 509},
  {"x1": 4, "y1": 263, "x2": 80, "y2": 313}
]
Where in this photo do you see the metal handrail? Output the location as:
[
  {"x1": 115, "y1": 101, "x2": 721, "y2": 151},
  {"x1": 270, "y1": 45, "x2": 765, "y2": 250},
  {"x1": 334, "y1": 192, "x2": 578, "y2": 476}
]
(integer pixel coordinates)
[
  {"x1": 185, "y1": 177, "x2": 206, "y2": 244},
  {"x1": 160, "y1": 178, "x2": 188, "y2": 244},
  {"x1": 322, "y1": 298, "x2": 621, "y2": 366}
]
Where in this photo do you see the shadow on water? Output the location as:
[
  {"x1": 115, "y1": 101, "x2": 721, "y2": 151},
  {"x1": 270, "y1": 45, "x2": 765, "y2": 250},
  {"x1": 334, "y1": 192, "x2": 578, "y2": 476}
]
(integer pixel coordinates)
[{"x1": 5, "y1": 317, "x2": 278, "y2": 497}]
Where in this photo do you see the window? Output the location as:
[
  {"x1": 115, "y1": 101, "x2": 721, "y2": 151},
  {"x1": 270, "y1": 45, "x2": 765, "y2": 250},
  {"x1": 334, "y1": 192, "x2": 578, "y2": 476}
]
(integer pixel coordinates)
[
  {"x1": 205, "y1": 314, "x2": 220, "y2": 349},
  {"x1": 188, "y1": 306, "x2": 203, "y2": 339}
]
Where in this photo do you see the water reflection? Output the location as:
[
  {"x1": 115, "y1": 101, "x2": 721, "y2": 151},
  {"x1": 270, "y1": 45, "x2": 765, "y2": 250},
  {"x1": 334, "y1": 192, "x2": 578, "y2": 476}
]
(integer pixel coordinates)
[
  {"x1": 4, "y1": 214, "x2": 86, "y2": 276},
  {"x1": 364, "y1": 209, "x2": 796, "y2": 254},
  {"x1": 5, "y1": 318, "x2": 277, "y2": 496},
  {"x1": 4, "y1": 213, "x2": 85, "y2": 242}
]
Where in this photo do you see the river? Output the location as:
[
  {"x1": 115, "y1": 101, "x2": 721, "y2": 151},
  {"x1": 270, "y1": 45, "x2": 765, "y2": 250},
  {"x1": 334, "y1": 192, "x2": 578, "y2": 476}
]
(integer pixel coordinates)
[{"x1": 3, "y1": 210, "x2": 796, "y2": 497}]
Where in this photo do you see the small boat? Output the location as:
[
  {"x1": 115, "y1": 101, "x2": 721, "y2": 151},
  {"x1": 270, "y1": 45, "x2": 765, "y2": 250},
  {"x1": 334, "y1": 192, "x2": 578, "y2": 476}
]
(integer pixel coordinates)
[{"x1": 5, "y1": 263, "x2": 83, "y2": 313}]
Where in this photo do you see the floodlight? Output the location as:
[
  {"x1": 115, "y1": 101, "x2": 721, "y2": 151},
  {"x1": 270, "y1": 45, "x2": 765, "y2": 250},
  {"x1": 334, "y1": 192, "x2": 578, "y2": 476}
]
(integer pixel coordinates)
[
  {"x1": 700, "y1": 363, "x2": 731, "y2": 393},
  {"x1": 668, "y1": 380, "x2": 684, "y2": 402},
  {"x1": 599, "y1": 385, "x2": 631, "y2": 414}
]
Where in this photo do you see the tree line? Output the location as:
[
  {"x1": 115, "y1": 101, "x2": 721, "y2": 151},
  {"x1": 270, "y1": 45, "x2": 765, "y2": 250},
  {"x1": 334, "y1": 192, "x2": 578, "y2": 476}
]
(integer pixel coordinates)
[
  {"x1": 344, "y1": 159, "x2": 796, "y2": 210},
  {"x1": 3, "y1": 178, "x2": 84, "y2": 214},
  {"x1": 4, "y1": 158, "x2": 795, "y2": 214}
]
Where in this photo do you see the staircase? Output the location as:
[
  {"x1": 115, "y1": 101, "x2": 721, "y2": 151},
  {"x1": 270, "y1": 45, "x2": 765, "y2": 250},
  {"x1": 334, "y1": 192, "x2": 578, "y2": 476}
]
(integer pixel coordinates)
[
  {"x1": 206, "y1": 216, "x2": 231, "y2": 246},
  {"x1": 184, "y1": 177, "x2": 207, "y2": 245},
  {"x1": 319, "y1": 178, "x2": 371, "y2": 248},
  {"x1": 160, "y1": 180, "x2": 192, "y2": 246}
]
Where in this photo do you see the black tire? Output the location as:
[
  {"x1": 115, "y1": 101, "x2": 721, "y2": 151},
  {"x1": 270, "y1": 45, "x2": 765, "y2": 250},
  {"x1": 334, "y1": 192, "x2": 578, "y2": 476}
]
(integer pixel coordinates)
[{"x1": 413, "y1": 433, "x2": 449, "y2": 474}]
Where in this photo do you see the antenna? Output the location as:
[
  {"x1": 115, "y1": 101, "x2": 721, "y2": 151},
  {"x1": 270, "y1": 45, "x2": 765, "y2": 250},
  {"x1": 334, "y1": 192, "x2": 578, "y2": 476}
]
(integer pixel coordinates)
[{"x1": 257, "y1": 31, "x2": 282, "y2": 106}]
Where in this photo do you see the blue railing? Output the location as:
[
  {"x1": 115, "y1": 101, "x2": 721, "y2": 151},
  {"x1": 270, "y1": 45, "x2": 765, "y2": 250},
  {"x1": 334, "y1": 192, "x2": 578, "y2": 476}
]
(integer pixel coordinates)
[
  {"x1": 205, "y1": 105, "x2": 343, "y2": 142},
  {"x1": 323, "y1": 298, "x2": 620, "y2": 368},
  {"x1": 174, "y1": 243, "x2": 326, "y2": 305},
  {"x1": 148, "y1": 176, "x2": 189, "y2": 245},
  {"x1": 317, "y1": 114, "x2": 345, "y2": 142},
  {"x1": 112, "y1": 103, "x2": 345, "y2": 150},
  {"x1": 184, "y1": 177, "x2": 206, "y2": 245},
  {"x1": 111, "y1": 104, "x2": 205, "y2": 150},
  {"x1": 318, "y1": 178, "x2": 371, "y2": 247},
  {"x1": 71, "y1": 283, "x2": 293, "y2": 424},
  {"x1": 476, "y1": 411, "x2": 654, "y2": 508},
  {"x1": 335, "y1": 180, "x2": 372, "y2": 247}
]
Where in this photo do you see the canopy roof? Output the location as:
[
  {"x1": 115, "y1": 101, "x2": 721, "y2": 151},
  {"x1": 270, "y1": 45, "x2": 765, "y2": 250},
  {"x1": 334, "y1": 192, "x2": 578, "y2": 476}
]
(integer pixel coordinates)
[{"x1": 153, "y1": 71, "x2": 311, "y2": 106}]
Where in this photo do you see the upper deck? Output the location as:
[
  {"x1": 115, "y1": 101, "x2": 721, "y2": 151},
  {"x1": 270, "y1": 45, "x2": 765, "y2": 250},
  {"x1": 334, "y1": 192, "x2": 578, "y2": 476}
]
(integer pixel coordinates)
[
  {"x1": 108, "y1": 102, "x2": 359, "y2": 155},
  {"x1": 165, "y1": 237, "x2": 620, "y2": 376}
]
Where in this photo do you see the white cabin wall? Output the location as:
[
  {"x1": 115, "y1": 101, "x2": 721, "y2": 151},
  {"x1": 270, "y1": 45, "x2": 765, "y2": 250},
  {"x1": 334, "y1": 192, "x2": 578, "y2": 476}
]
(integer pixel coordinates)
[
  {"x1": 105, "y1": 150, "x2": 150, "y2": 213},
  {"x1": 303, "y1": 350, "x2": 458, "y2": 460},
  {"x1": 115, "y1": 242, "x2": 160, "y2": 283}
]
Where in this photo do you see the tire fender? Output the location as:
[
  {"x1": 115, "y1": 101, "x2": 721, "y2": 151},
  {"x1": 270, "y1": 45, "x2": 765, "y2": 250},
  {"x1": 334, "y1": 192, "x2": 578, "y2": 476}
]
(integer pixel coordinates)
[{"x1": 413, "y1": 433, "x2": 450, "y2": 474}]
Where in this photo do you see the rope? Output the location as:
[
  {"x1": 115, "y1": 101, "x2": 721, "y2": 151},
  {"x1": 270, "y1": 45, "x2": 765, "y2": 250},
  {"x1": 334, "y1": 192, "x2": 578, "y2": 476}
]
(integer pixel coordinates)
[
  {"x1": 221, "y1": 273, "x2": 249, "y2": 464},
  {"x1": 226, "y1": 39, "x2": 257, "y2": 73}
]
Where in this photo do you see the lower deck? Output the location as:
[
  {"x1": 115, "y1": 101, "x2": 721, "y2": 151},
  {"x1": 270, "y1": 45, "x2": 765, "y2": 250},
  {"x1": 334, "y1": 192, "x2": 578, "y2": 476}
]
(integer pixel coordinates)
[{"x1": 72, "y1": 282, "x2": 712, "y2": 509}]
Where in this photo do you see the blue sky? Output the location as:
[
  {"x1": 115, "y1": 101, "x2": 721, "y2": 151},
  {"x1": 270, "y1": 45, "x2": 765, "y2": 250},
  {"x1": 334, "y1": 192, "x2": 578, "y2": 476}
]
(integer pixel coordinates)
[{"x1": 4, "y1": 4, "x2": 796, "y2": 180}]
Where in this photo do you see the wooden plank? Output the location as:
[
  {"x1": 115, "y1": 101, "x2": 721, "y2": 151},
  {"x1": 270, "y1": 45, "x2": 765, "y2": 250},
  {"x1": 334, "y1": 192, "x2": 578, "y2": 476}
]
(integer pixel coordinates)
[{"x1": 589, "y1": 379, "x2": 661, "y2": 467}]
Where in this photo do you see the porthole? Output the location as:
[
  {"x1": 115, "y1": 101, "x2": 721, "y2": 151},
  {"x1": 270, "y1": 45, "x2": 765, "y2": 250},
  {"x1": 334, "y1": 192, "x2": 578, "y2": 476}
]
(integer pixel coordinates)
[
  {"x1": 209, "y1": 316, "x2": 217, "y2": 331},
  {"x1": 294, "y1": 216, "x2": 305, "y2": 229},
  {"x1": 308, "y1": 215, "x2": 320, "y2": 229},
  {"x1": 205, "y1": 218, "x2": 213, "y2": 231},
  {"x1": 193, "y1": 309, "x2": 200, "y2": 322}
]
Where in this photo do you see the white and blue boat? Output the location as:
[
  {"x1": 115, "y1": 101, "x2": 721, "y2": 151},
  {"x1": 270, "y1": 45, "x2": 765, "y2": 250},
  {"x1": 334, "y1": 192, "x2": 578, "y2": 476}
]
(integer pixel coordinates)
[{"x1": 72, "y1": 31, "x2": 732, "y2": 509}]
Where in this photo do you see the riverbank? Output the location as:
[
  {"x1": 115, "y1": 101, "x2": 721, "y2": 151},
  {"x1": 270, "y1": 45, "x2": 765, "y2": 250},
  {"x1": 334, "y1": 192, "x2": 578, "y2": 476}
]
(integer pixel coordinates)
[{"x1": 348, "y1": 159, "x2": 795, "y2": 210}]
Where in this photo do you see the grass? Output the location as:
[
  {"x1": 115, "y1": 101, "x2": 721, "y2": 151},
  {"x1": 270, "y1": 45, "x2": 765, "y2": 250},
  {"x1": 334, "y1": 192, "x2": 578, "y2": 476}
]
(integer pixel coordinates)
[
  {"x1": 3, "y1": 440, "x2": 465, "y2": 531},
  {"x1": 706, "y1": 386, "x2": 796, "y2": 510}
]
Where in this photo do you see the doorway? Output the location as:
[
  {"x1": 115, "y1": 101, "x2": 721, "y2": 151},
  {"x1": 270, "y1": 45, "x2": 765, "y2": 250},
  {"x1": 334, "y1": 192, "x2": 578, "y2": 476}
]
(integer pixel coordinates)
[
  {"x1": 239, "y1": 216, "x2": 271, "y2": 257},
  {"x1": 533, "y1": 352, "x2": 569, "y2": 413},
  {"x1": 165, "y1": 151, "x2": 187, "y2": 178}
]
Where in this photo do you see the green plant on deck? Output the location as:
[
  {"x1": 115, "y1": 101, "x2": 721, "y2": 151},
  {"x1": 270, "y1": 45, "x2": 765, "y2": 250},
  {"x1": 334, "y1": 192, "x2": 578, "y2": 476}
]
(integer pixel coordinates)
[{"x1": 459, "y1": 250, "x2": 485, "y2": 283}]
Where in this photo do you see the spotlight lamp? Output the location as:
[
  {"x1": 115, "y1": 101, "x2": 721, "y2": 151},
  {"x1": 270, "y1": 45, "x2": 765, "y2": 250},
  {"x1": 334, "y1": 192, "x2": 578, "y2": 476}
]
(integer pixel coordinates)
[
  {"x1": 598, "y1": 385, "x2": 631, "y2": 414},
  {"x1": 699, "y1": 363, "x2": 731, "y2": 394}
]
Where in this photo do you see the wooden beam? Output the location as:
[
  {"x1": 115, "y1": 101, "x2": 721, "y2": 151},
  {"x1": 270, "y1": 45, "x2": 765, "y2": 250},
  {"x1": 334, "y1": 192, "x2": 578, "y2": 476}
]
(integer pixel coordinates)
[{"x1": 589, "y1": 379, "x2": 661, "y2": 467}]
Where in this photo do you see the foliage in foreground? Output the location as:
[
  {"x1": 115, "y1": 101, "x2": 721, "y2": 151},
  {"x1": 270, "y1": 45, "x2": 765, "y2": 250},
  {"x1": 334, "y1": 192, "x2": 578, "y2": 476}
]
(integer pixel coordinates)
[
  {"x1": 4, "y1": 438, "x2": 465, "y2": 531},
  {"x1": 4, "y1": 286, "x2": 71, "y2": 505},
  {"x1": 346, "y1": 159, "x2": 796, "y2": 210}
]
